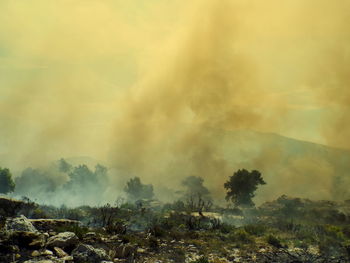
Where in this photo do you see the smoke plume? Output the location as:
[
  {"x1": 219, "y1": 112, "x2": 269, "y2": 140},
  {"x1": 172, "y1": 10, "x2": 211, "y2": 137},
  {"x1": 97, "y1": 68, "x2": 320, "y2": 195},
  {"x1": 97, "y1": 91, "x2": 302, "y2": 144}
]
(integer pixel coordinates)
[{"x1": 1, "y1": 0, "x2": 350, "y2": 204}]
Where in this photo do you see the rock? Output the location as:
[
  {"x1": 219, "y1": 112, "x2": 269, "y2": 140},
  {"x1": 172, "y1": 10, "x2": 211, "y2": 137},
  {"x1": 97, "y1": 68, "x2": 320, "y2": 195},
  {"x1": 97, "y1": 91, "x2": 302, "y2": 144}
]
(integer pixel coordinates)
[
  {"x1": 9, "y1": 231, "x2": 46, "y2": 249},
  {"x1": 42, "y1": 249, "x2": 54, "y2": 256},
  {"x1": 62, "y1": 256, "x2": 74, "y2": 261},
  {"x1": 53, "y1": 247, "x2": 69, "y2": 258},
  {"x1": 46, "y1": 232, "x2": 79, "y2": 250},
  {"x1": 30, "y1": 219, "x2": 80, "y2": 232},
  {"x1": 72, "y1": 244, "x2": 110, "y2": 263},
  {"x1": 137, "y1": 248, "x2": 146, "y2": 253},
  {"x1": 24, "y1": 260, "x2": 56, "y2": 263},
  {"x1": 31, "y1": 249, "x2": 53, "y2": 257},
  {"x1": 4, "y1": 215, "x2": 37, "y2": 233},
  {"x1": 85, "y1": 232, "x2": 97, "y2": 238}
]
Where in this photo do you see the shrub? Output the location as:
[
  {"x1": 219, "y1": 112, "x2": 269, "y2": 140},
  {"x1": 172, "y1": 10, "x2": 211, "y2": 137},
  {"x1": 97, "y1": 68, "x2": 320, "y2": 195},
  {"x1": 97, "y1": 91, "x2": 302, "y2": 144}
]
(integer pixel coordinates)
[
  {"x1": 0, "y1": 167, "x2": 15, "y2": 194},
  {"x1": 244, "y1": 224, "x2": 267, "y2": 236},
  {"x1": 218, "y1": 223, "x2": 235, "y2": 234},
  {"x1": 324, "y1": 225, "x2": 345, "y2": 241},
  {"x1": 266, "y1": 234, "x2": 283, "y2": 248},
  {"x1": 229, "y1": 229, "x2": 254, "y2": 244}
]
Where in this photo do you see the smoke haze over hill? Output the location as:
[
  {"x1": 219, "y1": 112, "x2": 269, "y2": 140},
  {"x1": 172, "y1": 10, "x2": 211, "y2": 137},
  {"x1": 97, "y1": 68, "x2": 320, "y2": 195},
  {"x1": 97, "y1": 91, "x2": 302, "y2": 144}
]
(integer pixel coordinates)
[{"x1": 1, "y1": 0, "x2": 350, "y2": 204}]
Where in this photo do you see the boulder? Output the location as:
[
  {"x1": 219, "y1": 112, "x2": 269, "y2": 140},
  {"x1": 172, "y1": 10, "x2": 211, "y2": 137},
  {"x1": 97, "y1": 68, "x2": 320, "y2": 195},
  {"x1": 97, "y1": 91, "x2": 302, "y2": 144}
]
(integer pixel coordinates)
[
  {"x1": 46, "y1": 232, "x2": 79, "y2": 250},
  {"x1": 4, "y1": 215, "x2": 37, "y2": 233},
  {"x1": 31, "y1": 249, "x2": 53, "y2": 257},
  {"x1": 72, "y1": 244, "x2": 110, "y2": 263},
  {"x1": 10, "y1": 231, "x2": 46, "y2": 248},
  {"x1": 3, "y1": 215, "x2": 46, "y2": 249},
  {"x1": 53, "y1": 247, "x2": 69, "y2": 258}
]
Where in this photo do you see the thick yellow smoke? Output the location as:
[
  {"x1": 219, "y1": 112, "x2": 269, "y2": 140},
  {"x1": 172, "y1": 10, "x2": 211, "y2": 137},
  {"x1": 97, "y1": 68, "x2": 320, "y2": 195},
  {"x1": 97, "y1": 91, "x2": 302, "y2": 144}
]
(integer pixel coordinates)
[{"x1": 1, "y1": 0, "x2": 350, "y2": 201}]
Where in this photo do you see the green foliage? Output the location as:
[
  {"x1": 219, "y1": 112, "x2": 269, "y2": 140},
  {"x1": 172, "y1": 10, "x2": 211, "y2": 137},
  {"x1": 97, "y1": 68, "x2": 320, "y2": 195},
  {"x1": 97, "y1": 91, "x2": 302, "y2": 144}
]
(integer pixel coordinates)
[
  {"x1": 218, "y1": 223, "x2": 235, "y2": 234},
  {"x1": 19, "y1": 196, "x2": 43, "y2": 218},
  {"x1": 163, "y1": 200, "x2": 186, "y2": 212},
  {"x1": 124, "y1": 177, "x2": 154, "y2": 201},
  {"x1": 182, "y1": 176, "x2": 211, "y2": 200},
  {"x1": 15, "y1": 168, "x2": 58, "y2": 196},
  {"x1": 90, "y1": 203, "x2": 120, "y2": 228},
  {"x1": 0, "y1": 167, "x2": 15, "y2": 194},
  {"x1": 244, "y1": 224, "x2": 267, "y2": 236},
  {"x1": 58, "y1": 158, "x2": 72, "y2": 173},
  {"x1": 324, "y1": 225, "x2": 345, "y2": 241},
  {"x1": 229, "y1": 229, "x2": 254, "y2": 245},
  {"x1": 224, "y1": 169, "x2": 265, "y2": 207}
]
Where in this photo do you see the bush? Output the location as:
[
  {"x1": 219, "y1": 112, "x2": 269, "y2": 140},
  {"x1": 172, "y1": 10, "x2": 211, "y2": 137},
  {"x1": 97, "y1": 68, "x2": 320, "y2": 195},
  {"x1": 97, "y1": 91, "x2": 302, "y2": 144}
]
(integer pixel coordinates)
[
  {"x1": 229, "y1": 229, "x2": 254, "y2": 245},
  {"x1": 266, "y1": 234, "x2": 283, "y2": 248},
  {"x1": 0, "y1": 167, "x2": 15, "y2": 194},
  {"x1": 218, "y1": 223, "x2": 235, "y2": 234},
  {"x1": 324, "y1": 225, "x2": 345, "y2": 241},
  {"x1": 244, "y1": 224, "x2": 267, "y2": 236}
]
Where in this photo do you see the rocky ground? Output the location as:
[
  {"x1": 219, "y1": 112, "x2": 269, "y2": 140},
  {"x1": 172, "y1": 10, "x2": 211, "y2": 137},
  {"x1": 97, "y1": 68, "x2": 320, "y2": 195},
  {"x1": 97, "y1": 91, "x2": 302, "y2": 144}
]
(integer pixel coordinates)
[
  {"x1": 1, "y1": 196, "x2": 350, "y2": 262},
  {"x1": 0, "y1": 214, "x2": 348, "y2": 263}
]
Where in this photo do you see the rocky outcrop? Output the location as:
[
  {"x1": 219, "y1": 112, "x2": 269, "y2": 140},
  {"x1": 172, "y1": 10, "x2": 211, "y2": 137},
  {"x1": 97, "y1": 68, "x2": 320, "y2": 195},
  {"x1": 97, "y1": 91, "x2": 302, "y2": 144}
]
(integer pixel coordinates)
[
  {"x1": 72, "y1": 244, "x2": 110, "y2": 263},
  {"x1": 9, "y1": 231, "x2": 46, "y2": 249},
  {"x1": 52, "y1": 247, "x2": 69, "y2": 258},
  {"x1": 4, "y1": 215, "x2": 38, "y2": 233},
  {"x1": 2, "y1": 215, "x2": 46, "y2": 249},
  {"x1": 46, "y1": 232, "x2": 79, "y2": 251}
]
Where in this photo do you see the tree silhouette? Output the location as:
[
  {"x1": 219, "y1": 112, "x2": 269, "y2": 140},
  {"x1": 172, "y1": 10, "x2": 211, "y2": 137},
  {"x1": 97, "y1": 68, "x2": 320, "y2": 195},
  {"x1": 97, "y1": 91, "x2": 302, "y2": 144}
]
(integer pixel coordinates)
[
  {"x1": 124, "y1": 177, "x2": 154, "y2": 201},
  {"x1": 0, "y1": 167, "x2": 15, "y2": 194},
  {"x1": 224, "y1": 169, "x2": 266, "y2": 207}
]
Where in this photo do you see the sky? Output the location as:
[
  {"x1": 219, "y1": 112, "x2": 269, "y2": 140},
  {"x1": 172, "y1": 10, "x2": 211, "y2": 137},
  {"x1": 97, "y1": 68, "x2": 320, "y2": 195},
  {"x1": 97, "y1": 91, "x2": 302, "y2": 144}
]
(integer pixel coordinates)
[{"x1": 0, "y1": 0, "x2": 349, "y2": 172}]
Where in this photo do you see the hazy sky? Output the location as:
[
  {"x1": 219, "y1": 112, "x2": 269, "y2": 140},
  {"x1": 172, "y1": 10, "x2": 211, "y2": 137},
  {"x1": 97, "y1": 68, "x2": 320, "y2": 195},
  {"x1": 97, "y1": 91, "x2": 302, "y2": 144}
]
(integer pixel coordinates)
[{"x1": 0, "y1": 0, "x2": 349, "y2": 169}]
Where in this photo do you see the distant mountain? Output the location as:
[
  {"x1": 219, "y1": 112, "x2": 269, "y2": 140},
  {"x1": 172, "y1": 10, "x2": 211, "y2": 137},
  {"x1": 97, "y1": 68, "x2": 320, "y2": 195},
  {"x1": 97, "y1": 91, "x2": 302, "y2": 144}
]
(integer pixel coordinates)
[
  {"x1": 48, "y1": 130, "x2": 350, "y2": 204},
  {"x1": 216, "y1": 130, "x2": 350, "y2": 203}
]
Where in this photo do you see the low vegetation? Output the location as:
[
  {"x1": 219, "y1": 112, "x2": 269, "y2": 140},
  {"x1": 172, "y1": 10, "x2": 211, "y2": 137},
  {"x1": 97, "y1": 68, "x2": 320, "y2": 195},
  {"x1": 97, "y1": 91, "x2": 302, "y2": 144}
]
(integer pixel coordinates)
[{"x1": 1, "y1": 163, "x2": 350, "y2": 262}]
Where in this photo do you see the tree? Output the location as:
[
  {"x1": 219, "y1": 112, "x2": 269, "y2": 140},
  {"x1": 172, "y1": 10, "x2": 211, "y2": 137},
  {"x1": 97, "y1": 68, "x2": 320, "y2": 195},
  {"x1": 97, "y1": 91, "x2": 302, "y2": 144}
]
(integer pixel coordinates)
[
  {"x1": 224, "y1": 169, "x2": 266, "y2": 207},
  {"x1": 181, "y1": 176, "x2": 211, "y2": 199},
  {"x1": 0, "y1": 167, "x2": 15, "y2": 194},
  {"x1": 181, "y1": 176, "x2": 213, "y2": 213},
  {"x1": 15, "y1": 168, "x2": 57, "y2": 197},
  {"x1": 58, "y1": 158, "x2": 72, "y2": 173},
  {"x1": 124, "y1": 177, "x2": 154, "y2": 201}
]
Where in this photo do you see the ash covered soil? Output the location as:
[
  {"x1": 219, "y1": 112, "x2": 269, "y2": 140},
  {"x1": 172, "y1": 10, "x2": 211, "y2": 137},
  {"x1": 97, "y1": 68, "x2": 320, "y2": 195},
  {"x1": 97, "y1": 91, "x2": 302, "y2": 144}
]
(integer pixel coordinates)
[{"x1": 1, "y1": 196, "x2": 350, "y2": 263}]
